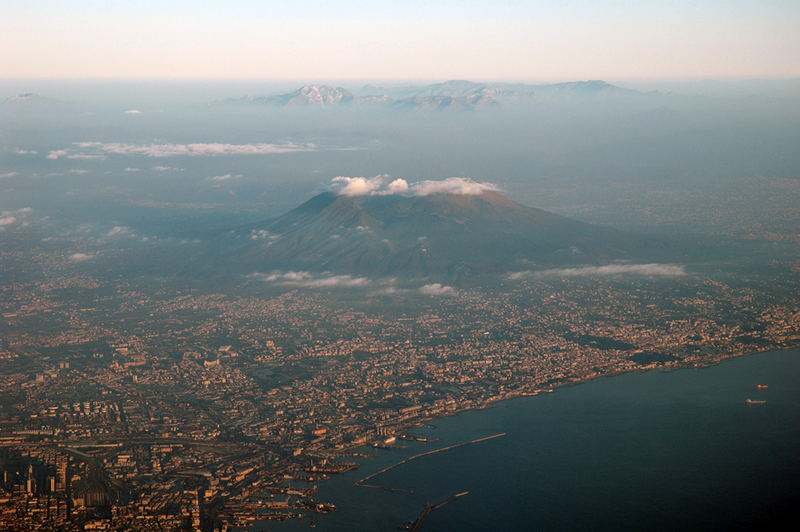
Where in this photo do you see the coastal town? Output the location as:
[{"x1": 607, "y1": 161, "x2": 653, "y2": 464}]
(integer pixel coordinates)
[{"x1": 2, "y1": 266, "x2": 799, "y2": 530}]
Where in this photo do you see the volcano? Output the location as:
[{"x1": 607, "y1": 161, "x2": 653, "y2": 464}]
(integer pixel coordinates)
[{"x1": 223, "y1": 188, "x2": 656, "y2": 281}]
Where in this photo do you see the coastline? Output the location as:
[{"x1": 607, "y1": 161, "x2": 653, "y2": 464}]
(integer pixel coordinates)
[
  {"x1": 347, "y1": 342, "x2": 800, "y2": 451},
  {"x1": 268, "y1": 343, "x2": 799, "y2": 530}
]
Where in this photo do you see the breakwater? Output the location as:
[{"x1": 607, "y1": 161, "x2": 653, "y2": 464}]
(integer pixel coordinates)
[{"x1": 354, "y1": 433, "x2": 506, "y2": 491}]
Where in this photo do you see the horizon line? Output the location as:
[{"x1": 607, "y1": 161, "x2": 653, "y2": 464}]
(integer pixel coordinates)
[{"x1": 2, "y1": 76, "x2": 799, "y2": 85}]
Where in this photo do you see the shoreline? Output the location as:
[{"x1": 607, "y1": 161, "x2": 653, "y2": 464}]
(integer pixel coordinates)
[
  {"x1": 303, "y1": 344, "x2": 799, "y2": 499},
  {"x1": 346, "y1": 343, "x2": 800, "y2": 452},
  {"x1": 354, "y1": 432, "x2": 507, "y2": 491},
  {"x1": 6, "y1": 345, "x2": 797, "y2": 529},
  {"x1": 277, "y1": 344, "x2": 800, "y2": 531}
]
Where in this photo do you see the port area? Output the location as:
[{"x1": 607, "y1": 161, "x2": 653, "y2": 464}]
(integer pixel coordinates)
[{"x1": 354, "y1": 433, "x2": 506, "y2": 492}]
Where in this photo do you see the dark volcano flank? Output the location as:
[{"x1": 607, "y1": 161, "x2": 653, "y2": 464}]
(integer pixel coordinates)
[{"x1": 210, "y1": 190, "x2": 665, "y2": 282}]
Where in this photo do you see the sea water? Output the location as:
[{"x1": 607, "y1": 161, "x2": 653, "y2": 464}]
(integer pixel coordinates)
[{"x1": 267, "y1": 348, "x2": 800, "y2": 531}]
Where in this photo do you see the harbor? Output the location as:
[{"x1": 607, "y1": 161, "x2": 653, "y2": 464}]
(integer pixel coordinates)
[
  {"x1": 354, "y1": 433, "x2": 507, "y2": 492},
  {"x1": 399, "y1": 491, "x2": 470, "y2": 531},
  {"x1": 267, "y1": 348, "x2": 800, "y2": 531}
]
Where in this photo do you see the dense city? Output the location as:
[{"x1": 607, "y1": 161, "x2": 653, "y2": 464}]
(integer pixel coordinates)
[{"x1": 2, "y1": 263, "x2": 798, "y2": 530}]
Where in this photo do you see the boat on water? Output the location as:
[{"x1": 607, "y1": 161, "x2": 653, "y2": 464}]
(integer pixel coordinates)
[
  {"x1": 746, "y1": 398, "x2": 767, "y2": 404},
  {"x1": 757, "y1": 384, "x2": 769, "y2": 390}
]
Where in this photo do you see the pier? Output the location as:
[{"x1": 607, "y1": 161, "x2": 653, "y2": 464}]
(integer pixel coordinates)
[
  {"x1": 355, "y1": 432, "x2": 506, "y2": 491},
  {"x1": 403, "y1": 491, "x2": 469, "y2": 531}
]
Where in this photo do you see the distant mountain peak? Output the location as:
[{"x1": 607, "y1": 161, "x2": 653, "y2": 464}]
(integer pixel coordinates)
[
  {"x1": 2, "y1": 92, "x2": 61, "y2": 105},
  {"x1": 291, "y1": 84, "x2": 354, "y2": 105},
  {"x1": 221, "y1": 79, "x2": 641, "y2": 110},
  {"x1": 541, "y1": 79, "x2": 638, "y2": 96}
]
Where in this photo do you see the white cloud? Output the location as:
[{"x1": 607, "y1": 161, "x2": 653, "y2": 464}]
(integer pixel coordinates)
[
  {"x1": 412, "y1": 177, "x2": 499, "y2": 196},
  {"x1": 387, "y1": 178, "x2": 409, "y2": 194},
  {"x1": 419, "y1": 283, "x2": 456, "y2": 295},
  {"x1": 251, "y1": 270, "x2": 371, "y2": 288},
  {"x1": 0, "y1": 207, "x2": 33, "y2": 229},
  {"x1": 250, "y1": 229, "x2": 278, "y2": 242},
  {"x1": 69, "y1": 252, "x2": 95, "y2": 262},
  {"x1": 123, "y1": 167, "x2": 140, "y2": 172},
  {"x1": 124, "y1": 109, "x2": 142, "y2": 114},
  {"x1": 0, "y1": 171, "x2": 17, "y2": 178},
  {"x1": 70, "y1": 141, "x2": 316, "y2": 157},
  {"x1": 106, "y1": 226, "x2": 135, "y2": 237},
  {"x1": 67, "y1": 154, "x2": 106, "y2": 160},
  {"x1": 306, "y1": 275, "x2": 370, "y2": 288},
  {"x1": 13, "y1": 148, "x2": 37, "y2": 155},
  {"x1": 151, "y1": 165, "x2": 181, "y2": 171},
  {"x1": 68, "y1": 169, "x2": 90, "y2": 174},
  {"x1": 371, "y1": 286, "x2": 403, "y2": 295},
  {"x1": 332, "y1": 175, "x2": 386, "y2": 196},
  {"x1": 209, "y1": 173, "x2": 243, "y2": 181},
  {"x1": 46, "y1": 150, "x2": 67, "y2": 159},
  {"x1": 329, "y1": 175, "x2": 498, "y2": 197},
  {"x1": 508, "y1": 263, "x2": 687, "y2": 279}
]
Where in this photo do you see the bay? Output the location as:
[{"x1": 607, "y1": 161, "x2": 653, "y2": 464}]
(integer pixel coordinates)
[{"x1": 268, "y1": 348, "x2": 800, "y2": 531}]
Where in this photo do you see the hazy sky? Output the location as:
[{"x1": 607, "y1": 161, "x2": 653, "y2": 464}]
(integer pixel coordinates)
[{"x1": 2, "y1": 0, "x2": 799, "y2": 80}]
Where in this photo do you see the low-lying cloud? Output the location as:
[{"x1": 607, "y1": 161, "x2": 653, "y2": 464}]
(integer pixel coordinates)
[
  {"x1": 47, "y1": 149, "x2": 106, "y2": 160},
  {"x1": 69, "y1": 141, "x2": 316, "y2": 158},
  {"x1": 69, "y1": 252, "x2": 95, "y2": 262},
  {"x1": 0, "y1": 207, "x2": 33, "y2": 230},
  {"x1": 250, "y1": 271, "x2": 371, "y2": 288},
  {"x1": 249, "y1": 271, "x2": 460, "y2": 295},
  {"x1": 249, "y1": 229, "x2": 279, "y2": 242},
  {"x1": 209, "y1": 173, "x2": 243, "y2": 181},
  {"x1": 67, "y1": 154, "x2": 106, "y2": 160},
  {"x1": 107, "y1": 225, "x2": 135, "y2": 237},
  {"x1": 508, "y1": 263, "x2": 687, "y2": 279},
  {"x1": 330, "y1": 175, "x2": 499, "y2": 197},
  {"x1": 419, "y1": 283, "x2": 457, "y2": 295}
]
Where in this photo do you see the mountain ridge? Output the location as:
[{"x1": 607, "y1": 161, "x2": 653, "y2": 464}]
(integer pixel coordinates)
[{"x1": 223, "y1": 79, "x2": 642, "y2": 110}]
